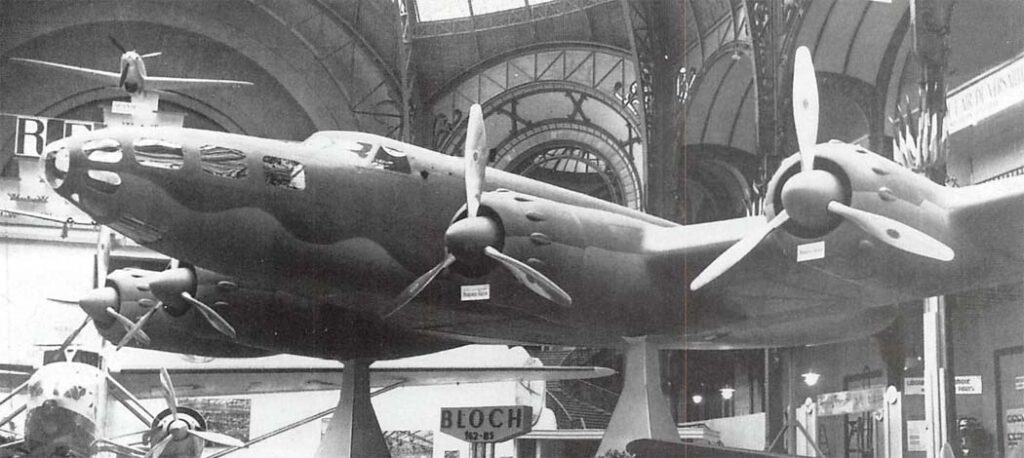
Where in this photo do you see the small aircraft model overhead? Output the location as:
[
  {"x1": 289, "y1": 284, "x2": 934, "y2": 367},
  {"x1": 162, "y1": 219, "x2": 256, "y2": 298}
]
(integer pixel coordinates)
[
  {"x1": 9, "y1": 37, "x2": 253, "y2": 95},
  {"x1": 35, "y1": 45, "x2": 1023, "y2": 454}
]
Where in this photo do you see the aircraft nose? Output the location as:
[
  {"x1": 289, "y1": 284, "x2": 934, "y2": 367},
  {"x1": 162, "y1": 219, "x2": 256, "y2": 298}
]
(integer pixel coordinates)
[{"x1": 40, "y1": 139, "x2": 71, "y2": 190}]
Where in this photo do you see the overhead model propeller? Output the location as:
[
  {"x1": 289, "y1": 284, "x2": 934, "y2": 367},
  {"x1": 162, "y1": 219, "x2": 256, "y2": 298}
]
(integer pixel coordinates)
[
  {"x1": 109, "y1": 36, "x2": 162, "y2": 91},
  {"x1": 382, "y1": 104, "x2": 571, "y2": 318},
  {"x1": 689, "y1": 46, "x2": 954, "y2": 291},
  {"x1": 145, "y1": 368, "x2": 244, "y2": 458}
]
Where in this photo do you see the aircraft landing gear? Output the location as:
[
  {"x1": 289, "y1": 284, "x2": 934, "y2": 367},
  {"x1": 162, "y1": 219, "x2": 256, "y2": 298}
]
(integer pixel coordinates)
[
  {"x1": 315, "y1": 359, "x2": 390, "y2": 458},
  {"x1": 596, "y1": 337, "x2": 679, "y2": 456}
]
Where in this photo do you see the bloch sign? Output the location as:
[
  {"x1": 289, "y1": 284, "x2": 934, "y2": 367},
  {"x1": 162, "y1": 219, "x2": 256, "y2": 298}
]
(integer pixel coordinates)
[{"x1": 439, "y1": 405, "x2": 532, "y2": 443}]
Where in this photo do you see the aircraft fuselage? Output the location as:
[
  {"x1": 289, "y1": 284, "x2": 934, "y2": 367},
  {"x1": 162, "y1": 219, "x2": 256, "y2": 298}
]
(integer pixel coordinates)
[{"x1": 44, "y1": 127, "x2": 1024, "y2": 352}]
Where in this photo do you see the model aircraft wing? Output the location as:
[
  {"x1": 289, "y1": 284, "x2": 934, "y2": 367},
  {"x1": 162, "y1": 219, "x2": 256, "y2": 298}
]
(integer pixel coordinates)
[
  {"x1": 145, "y1": 76, "x2": 254, "y2": 91},
  {"x1": 0, "y1": 364, "x2": 32, "y2": 392},
  {"x1": 8, "y1": 57, "x2": 121, "y2": 86},
  {"x1": 642, "y1": 216, "x2": 766, "y2": 262},
  {"x1": 0, "y1": 439, "x2": 27, "y2": 458},
  {"x1": 627, "y1": 439, "x2": 793, "y2": 457},
  {"x1": 109, "y1": 348, "x2": 612, "y2": 399},
  {"x1": 113, "y1": 364, "x2": 612, "y2": 399}
]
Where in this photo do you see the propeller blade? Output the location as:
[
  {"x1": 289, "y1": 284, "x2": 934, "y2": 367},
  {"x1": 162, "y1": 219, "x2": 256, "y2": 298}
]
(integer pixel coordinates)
[
  {"x1": 826, "y1": 201, "x2": 954, "y2": 261},
  {"x1": 140, "y1": 52, "x2": 163, "y2": 59},
  {"x1": 144, "y1": 435, "x2": 173, "y2": 458},
  {"x1": 116, "y1": 306, "x2": 159, "y2": 350},
  {"x1": 483, "y1": 246, "x2": 572, "y2": 307},
  {"x1": 108, "y1": 36, "x2": 127, "y2": 54},
  {"x1": 47, "y1": 295, "x2": 81, "y2": 305},
  {"x1": 691, "y1": 210, "x2": 791, "y2": 291},
  {"x1": 119, "y1": 64, "x2": 128, "y2": 88},
  {"x1": 57, "y1": 317, "x2": 92, "y2": 354},
  {"x1": 464, "y1": 104, "x2": 487, "y2": 218},
  {"x1": 180, "y1": 292, "x2": 237, "y2": 340},
  {"x1": 792, "y1": 46, "x2": 819, "y2": 172},
  {"x1": 189, "y1": 429, "x2": 244, "y2": 448},
  {"x1": 106, "y1": 307, "x2": 152, "y2": 347},
  {"x1": 158, "y1": 368, "x2": 178, "y2": 422},
  {"x1": 384, "y1": 254, "x2": 457, "y2": 318}
]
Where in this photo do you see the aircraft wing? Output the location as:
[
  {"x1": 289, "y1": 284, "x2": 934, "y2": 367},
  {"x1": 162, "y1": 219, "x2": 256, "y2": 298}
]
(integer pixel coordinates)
[
  {"x1": 146, "y1": 76, "x2": 253, "y2": 91},
  {"x1": 114, "y1": 365, "x2": 613, "y2": 399},
  {"x1": 8, "y1": 57, "x2": 121, "y2": 86},
  {"x1": 627, "y1": 439, "x2": 793, "y2": 458},
  {"x1": 0, "y1": 439, "x2": 27, "y2": 458},
  {"x1": 0, "y1": 364, "x2": 32, "y2": 392},
  {"x1": 109, "y1": 347, "x2": 612, "y2": 399}
]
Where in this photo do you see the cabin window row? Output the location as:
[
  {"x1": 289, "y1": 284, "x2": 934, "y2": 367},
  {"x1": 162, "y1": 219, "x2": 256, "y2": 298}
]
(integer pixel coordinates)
[{"x1": 82, "y1": 138, "x2": 306, "y2": 192}]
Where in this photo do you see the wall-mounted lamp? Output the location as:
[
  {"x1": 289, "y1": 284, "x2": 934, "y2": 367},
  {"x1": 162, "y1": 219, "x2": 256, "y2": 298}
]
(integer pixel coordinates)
[
  {"x1": 720, "y1": 386, "x2": 735, "y2": 400},
  {"x1": 802, "y1": 370, "x2": 821, "y2": 387},
  {"x1": 691, "y1": 393, "x2": 704, "y2": 405}
]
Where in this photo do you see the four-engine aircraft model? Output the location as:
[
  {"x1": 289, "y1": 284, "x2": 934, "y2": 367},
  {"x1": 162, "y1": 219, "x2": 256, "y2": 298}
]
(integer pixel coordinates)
[
  {"x1": 35, "y1": 45, "x2": 1021, "y2": 455},
  {"x1": 9, "y1": 37, "x2": 253, "y2": 96}
]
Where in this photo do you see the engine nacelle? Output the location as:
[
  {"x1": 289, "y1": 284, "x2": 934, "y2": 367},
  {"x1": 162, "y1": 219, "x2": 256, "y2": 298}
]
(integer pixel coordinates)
[{"x1": 82, "y1": 266, "x2": 459, "y2": 360}]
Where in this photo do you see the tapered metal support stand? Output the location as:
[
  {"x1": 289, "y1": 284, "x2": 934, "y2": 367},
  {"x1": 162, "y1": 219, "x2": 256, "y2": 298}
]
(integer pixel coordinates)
[
  {"x1": 315, "y1": 359, "x2": 390, "y2": 458},
  {"x1": 596, "y1": 337, "x2": 679, "y2": 456}
]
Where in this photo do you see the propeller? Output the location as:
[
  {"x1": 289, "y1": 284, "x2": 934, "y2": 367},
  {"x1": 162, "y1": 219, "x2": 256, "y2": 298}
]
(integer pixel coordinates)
[
  {"x1": 383, "y1": 104, "x2": 571, "y2": 318},
  {"x1": 56, "y1": 316, "x2": 93, "y2": 355},
  {"x1": 146, "y1": 368, "x2": 244, "y2": 458},
  {"x1": 121, "y1": 268, "x2": 237, "y2": 347},
  {"x1": 689, "y1": 46, "x2": 954, "y2": 291},
  {"x1": 107, "y1": 307, "x2": 153, "y2": 348},
  {"x1": 109, "y1": 36, "x2": 127, "y2": 54},
  {"x1": 181, "y1": 291, "x2": 237, "y2": 340}
]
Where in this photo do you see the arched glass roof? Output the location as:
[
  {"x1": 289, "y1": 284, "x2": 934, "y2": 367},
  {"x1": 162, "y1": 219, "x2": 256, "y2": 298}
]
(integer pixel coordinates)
[{"x1": 416, "y1": 0, "x2": 558, "y2": 22}]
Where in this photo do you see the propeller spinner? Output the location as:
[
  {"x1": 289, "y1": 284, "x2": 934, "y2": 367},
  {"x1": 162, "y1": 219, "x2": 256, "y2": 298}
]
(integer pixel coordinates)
[
  {"x1": 145, "y1": 368, "x2": 244, "y2": 458},
  {"x1": 690, "y1": 46, "x2": 954, "y2": 291},
  {"x1": 76, "y1": 268, "x2": 237, "y2": 351},
  {"x1": 382, "y1": 104, "x2": 571, "y2": 318},
  {"x1": 118, "y1": 268, "x2": 237, "y2": 350}
]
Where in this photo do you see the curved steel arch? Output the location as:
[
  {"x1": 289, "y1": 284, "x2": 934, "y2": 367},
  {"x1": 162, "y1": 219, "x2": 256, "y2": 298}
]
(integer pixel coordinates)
[
  {"x1": 246, "y1": 0, "x2": 403, "y2": 136},
  {"x1": 491, "y1": 119, "x2": 643, "y2": 210},
  {"x1": 428, "y1": 44, "x2": 643, "y2": 146},
  {"x1": 437, "y1": 79, "x2": 644, "y2": 156},
  {"x1": 428, "y1": 41, "x2": 634, "y2": 104},
  {"x1": 678, "y1": 143, "x2": 758, "y2": 223},
  {"x1": 816, "y1": 71, "x2": 879, "y2": 143},
  {"x1": 683, "y1": 40, "x2": 757, "y2": 153}
]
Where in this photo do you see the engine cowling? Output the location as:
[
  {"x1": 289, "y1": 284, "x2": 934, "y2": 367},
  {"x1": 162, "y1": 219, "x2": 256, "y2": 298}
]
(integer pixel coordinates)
[{"x1": 146, "y1": 406, "x2": 208, "y2": 458}]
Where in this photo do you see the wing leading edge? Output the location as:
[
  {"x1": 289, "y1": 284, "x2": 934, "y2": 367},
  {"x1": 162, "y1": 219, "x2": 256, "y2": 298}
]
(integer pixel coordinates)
[{"x1": 113, "y1": 364, "x2": 614, "y2": 399}]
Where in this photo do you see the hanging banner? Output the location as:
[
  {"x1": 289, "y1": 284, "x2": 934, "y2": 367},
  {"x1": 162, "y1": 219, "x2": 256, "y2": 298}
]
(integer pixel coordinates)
[
  {"x1": 816, "y1": 386, "x2": 885, "y2": 417},
  {"x1": 947, "y1": 53, "x2": 1024, "y2": 133},
  {"x1": 4, "y1": 113, "x2": 100, "y2": 158}
]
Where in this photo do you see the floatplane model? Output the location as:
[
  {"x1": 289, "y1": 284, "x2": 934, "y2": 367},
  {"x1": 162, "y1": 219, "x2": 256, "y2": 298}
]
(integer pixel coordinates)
[
  {"x1": 0, "y1": 337, "x2": 602, "y2": 458},
  {"x1": 14, "y1": 44, "x2": 1023, "y2": 456}
]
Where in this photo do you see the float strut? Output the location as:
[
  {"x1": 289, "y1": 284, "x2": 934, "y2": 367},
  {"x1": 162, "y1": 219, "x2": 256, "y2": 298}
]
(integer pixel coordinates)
[
  {"x1": 597, "y1": 337, "x2": 679, "y2": 455},
  {"x1": 315, "y1": 359, "x2": 390, "y2": 458}
]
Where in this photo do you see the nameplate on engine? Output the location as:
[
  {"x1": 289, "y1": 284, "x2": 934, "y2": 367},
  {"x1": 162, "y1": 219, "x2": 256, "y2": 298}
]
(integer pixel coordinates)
[
  {"x1": 797, "y1": 241, "x2": 825, "y2": 262},
  {"x1": 461, "y1": 284, "x2": 490, "y2": 301}
]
